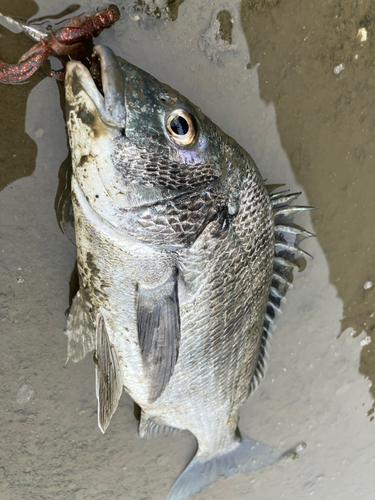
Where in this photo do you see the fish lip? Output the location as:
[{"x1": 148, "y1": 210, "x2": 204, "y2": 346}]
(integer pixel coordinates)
[{"x1": 65, "y1": 45, "x2": 126, "y2": 129}]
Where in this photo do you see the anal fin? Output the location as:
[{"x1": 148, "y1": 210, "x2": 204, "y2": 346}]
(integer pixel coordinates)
[
  {"x1": 139, "y1": 412, "x2": 180, "y2": 439},
  {"x1": 95, "y1": 313, "x2": 123, "y2": 433},
  {"x1": 65, "y1": 288, "x2": 95, "y2": 363}
]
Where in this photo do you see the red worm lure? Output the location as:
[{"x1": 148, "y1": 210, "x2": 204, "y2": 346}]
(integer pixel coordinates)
[{"x1": 0, "y1": 5, "x2": 120, "y2": 84}]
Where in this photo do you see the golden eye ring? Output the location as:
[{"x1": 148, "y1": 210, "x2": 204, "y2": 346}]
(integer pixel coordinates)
[{"x1": 165, "y1": 109, "x2": 196, "y2": 146}]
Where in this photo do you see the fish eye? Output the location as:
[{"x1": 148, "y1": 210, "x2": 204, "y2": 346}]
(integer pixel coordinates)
[{"x1": 166, "y1": 109, "x2": 196, "y2": 147}]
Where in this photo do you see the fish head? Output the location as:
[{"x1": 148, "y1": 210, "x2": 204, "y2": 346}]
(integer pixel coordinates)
[{"x1": 65, "y1": 45, "x2": 248, "y2": 240}]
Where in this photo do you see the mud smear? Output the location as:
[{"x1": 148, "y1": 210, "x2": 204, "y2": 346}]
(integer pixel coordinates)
[
  {"x1": 131, "y1": 0, "x2": 185, "y2": 21},
  {"x1": 166, "y1": 0, "x2": 185, "y2": 21},
  {"x1": 216, "y1": 10, "x2": 233, "y2": 44},
  {"x1": 0, "y1": 0, "x2": 47, "y2": 191},
  {"x1": 240, "y1": 0, "x2": 375, "y2": 411}
]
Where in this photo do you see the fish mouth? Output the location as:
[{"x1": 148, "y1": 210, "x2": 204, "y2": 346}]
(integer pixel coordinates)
[{"x1": 65, "y1": 45, "x2": 126, "y2": 130}]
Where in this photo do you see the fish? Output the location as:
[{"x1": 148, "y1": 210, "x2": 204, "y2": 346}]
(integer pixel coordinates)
[{"x1": 64, "y1": 44, "x2": 314, "y2": 499}]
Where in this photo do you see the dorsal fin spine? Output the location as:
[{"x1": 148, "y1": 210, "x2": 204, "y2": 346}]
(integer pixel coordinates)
[{"x1": 251, "y1": 190, "x2": 315, "y2": 392}]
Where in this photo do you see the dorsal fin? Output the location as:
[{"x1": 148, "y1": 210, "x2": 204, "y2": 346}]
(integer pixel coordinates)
[{"x1": 251, "y1": 190, "x2": 315, "y2": 392}]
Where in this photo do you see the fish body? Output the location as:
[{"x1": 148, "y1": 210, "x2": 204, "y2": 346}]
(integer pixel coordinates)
[{"x1": 64, "y1": 45, "x2": 310, "y2": 499}]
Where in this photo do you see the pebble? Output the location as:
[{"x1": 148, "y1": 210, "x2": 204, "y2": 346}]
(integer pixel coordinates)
[
  {"x1": 16, "y1": 384, "x2": 35, "y2": 403},
  {"x1": 363, "y1": 281, "x2": 373, "y2": 290},
  {"x1": 333, "y1": 63, "x2": 344, "y2": 74},
  {"x1": 279, "y1": 442, "x2": 307, "y2": 465},
  {"x1": 356, "y1": 27, "x2": 367, "y2": 43},
  {"x1": 34, "y1": 128, "x2": 44, "y2": 138},
  {"x1": 295, "y1": 442, "x2": 307, "y2": 453},
  {"x1": 360, "y1": 336, "x2": 371, "y2": 347}
]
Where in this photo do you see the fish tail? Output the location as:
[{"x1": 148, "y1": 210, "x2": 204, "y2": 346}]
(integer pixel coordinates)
[{"x1": 166, "y1": 435, "x2": 278, "y2": 500}]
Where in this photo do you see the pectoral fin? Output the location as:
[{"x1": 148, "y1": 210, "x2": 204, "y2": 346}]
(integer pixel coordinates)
[
  {"x1": 95, "y1": 313, "x2": 123, "y2": 433},
  {"x1": 137, "y1": 269, "x2": 180, "y2": 403}
]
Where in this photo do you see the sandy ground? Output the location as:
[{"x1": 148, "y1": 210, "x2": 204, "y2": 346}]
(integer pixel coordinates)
[{"x1": 0, "y1": 0, "x2": 374, "y2": 499}]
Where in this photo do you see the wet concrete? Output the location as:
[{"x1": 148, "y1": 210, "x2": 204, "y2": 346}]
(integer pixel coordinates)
[
  {"x1": 240, "y1": 0, "x2": 375, "y2": 413},
  {"x1": 0, "y1": 0, "x2": 41, "y2": 190},
  {"x1": 0, "y1": 0, "x2": 374, "y2": 499}
]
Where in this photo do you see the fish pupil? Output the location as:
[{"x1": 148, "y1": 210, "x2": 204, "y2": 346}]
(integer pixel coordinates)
[{"x1": 170, "y1": 116, "x2": 189, "y2": 135}]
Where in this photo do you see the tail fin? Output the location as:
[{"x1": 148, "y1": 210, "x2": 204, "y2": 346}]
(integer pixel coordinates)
[{"x1": 166, "y1": 436, "x2": 279, "y2": 500}]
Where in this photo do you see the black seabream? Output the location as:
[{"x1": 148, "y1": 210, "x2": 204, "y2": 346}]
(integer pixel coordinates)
[{"x1": 64, "y1": 45, "x2": 313, "y2": 499}]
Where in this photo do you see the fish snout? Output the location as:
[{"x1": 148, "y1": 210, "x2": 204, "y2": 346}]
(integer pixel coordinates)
[{"x1": 65, "y1": 45, "x2": 126, "y2": 130}]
